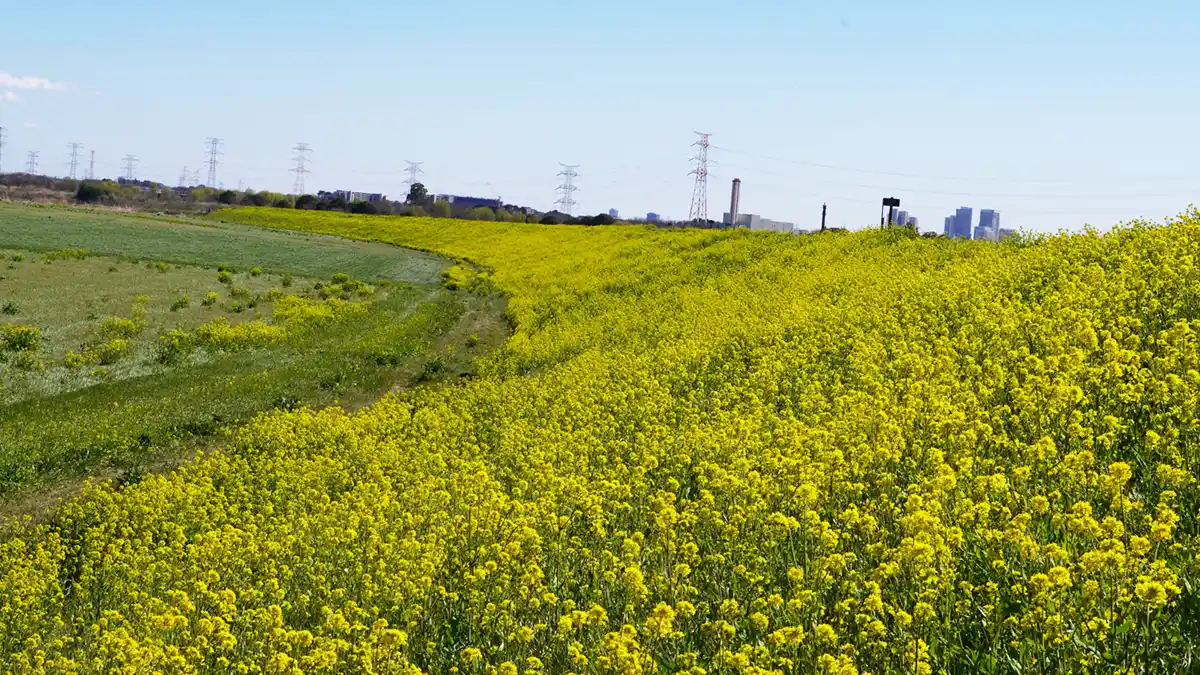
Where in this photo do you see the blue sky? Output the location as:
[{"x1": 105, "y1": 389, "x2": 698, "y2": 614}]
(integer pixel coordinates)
[{"x1": 1, "y1": 1, "x2": 1197, "y2": 232}]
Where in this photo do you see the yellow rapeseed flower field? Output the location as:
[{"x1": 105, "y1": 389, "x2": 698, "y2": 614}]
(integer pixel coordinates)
[{"x1": 3, "y1": 206, "x2": 1200, "y2": 674}]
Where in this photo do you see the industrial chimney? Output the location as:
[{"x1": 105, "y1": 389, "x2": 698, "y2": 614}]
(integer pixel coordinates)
[{"x1": 729, "y1": 178, "x2": 741, "y2": 227}]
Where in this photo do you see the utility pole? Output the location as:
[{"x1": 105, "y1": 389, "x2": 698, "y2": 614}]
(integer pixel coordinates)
[
  {"x1": 205, "y1": 137, "x2": 223, "y2": 187},
  {"x1": 821, "y1": 203, "x2": 827, "y2": 232},
  {"x1": 688, "y1": 132, "x2": 711, "y2": 223},
  {"x1": 86, "y1": 150, "x2": 96, "y2": 180},
  {"x1": 122, "y1": 154, "x2": 138, "y2": 181},
  {"x1": 26, "y1": 150, "x2": 38, "y2": 174},
  {"x1": 67, "y1": 142, "x2": 83, "y2": 179},
  {"x1": 178, "y1": 166, "x2": 189, "y2": 188},
  {"x1": 0, "y1": 125, "x2": 6, "y2": 175},
  {"x1": 291, "y1": 142, "x2": 312, "y2": 195},
  {"x1": 555, "y1": 163, "x2": 579, "y2": 215}
]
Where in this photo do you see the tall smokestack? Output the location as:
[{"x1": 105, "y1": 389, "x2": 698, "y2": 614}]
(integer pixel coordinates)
[{"x1": 729, "y1": 178, "x2": 741, "y2": 227}]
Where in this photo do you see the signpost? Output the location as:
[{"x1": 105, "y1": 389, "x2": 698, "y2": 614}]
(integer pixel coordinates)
[{"x1": 881, "y1": 197, "x2": 900, "y2": 228}]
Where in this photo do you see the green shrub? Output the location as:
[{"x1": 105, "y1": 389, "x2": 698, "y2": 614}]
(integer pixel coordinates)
[
  {"x1": 43, "y1": 248, "x2": 90, "y2": 261},
  {"x1": 63, "y1": 349, "x2": 88, "y2": 369},
  {"x1": 202, "y1": 291, "x2": 220, "y2": 307},
  {"x1": 217, "y1": 270, "x2": 233, "y2": 284},
  {"x1": 170, "y1": 296, "x2": 190, "y2": 312},
  {"x1": 100, "y1": 316, "x2": 141, "y2": 339},
  {"x1": 95, "y1": 338, "x2": 130, "y2": 365},
  {"x1": 0, "y1": 324, "x2": 40, "y2": 352},
  {"x1": 229, "y1": 286, "x2": 252, "y2": 300},
  {"x1": 331, "y1": 273, "x2": 350, "y2": 284},
  {"x1": 155, "y1": 329, "x2": 195, "y2": 364},
  {"x1": 250, "y1": 266, "x2": 263, "y2": 277},
  {"x1": 154, "y1": 261, "x2": 170, "y2": 273},
  {"x1": 1, "y1": 302, "x2": 18, "y2": 316},
  {"x1": 10, "y1": 254, "x2": 23, "y2": 263},
  {"x1": 281, "y1": 274, "x2": 293, "y2": 288},
  {"x1": 12, "y1": 351, "x2": 44, "y2": 371}
]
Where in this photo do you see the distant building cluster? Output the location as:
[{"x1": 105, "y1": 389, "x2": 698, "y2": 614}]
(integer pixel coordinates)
[
  {"x1": 433, "y1": 194, "x2": 504, "y2": 210},
  {"x1": 890, "y1": 210, "x2": 918, "y2": 228},
  {"x1": 319, "y1": 189, "x2": 385, "y2": 204},
  {"x1": 724, "y1": 212, "x2": 795, "y2": 234},
  {"x1": 944, "y1": 206, "x2": 1016, "y2": 241}
]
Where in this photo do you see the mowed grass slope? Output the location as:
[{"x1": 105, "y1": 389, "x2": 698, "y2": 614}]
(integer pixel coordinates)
[
  {"x1": 0, "y1": 206, "x2": 508, "y2": 504},
  {"x1": 0, "y1": 201, "x2": 446, "y2": 284}
]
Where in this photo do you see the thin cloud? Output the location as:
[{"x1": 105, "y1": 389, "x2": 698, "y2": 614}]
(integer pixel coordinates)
[
  {"x1": 2, "y1": 91, "x2": 18, "y2": 102},
  {"x1": 0, "y1": 72, "x2": 66, "y2": 91},
  {"x1": 22, "y1": 122, "x2": 37, "y2": 129}
]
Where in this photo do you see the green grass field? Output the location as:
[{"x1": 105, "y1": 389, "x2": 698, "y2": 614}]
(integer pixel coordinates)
[
  {"x1": 0, "y1": 202, "x2": 446, "y2": 284},
  {"x1": 0, "y1": 203, "x2": 508, "y2": 509}
]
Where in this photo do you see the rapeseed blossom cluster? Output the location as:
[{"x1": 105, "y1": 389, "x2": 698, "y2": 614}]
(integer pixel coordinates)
[{"x1": 3, "y1": 207, "x2": 1200, "y2": 673}]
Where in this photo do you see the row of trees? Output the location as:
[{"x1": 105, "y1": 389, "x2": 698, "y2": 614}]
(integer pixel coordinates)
[{"x1": 1, "y1": 172, "x2": 625, "y2": 226}]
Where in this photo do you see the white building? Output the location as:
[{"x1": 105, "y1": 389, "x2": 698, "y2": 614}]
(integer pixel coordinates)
[{"x1": 723, "y1": 212, "x2": 795, "y2": 234}]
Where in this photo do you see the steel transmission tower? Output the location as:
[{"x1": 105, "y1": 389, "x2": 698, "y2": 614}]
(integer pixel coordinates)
[
  {"x1": 0, "y1": 126, "x2": 6, "y2": 174},
  {"x1": 26, "y1": 151, "x2": 38, "y2": 174},
  {"x1": 122, "y1": 154, "x2": 138, "y2": 181},
  {"x1": 291, "y1": 142, "x2": 312, "y2": 195},
  {"x1": 178, "y1": 166, "x2": 189, "y2": 188},
  {"x1": 205, "y1": 137, "x2": 223, "y2": 187},
  {"x1": 86, "y1": 150, "x2": 96, "y2": 180},
  {"x1": 555, "y1": 163, "x2": 579, "y2": 215},
  {"x1": 67, "y1": 142, "x2": 84, "y2": 179},
  {"x1": 688, "y1": 132, "x2": 711, "y2": 223},
  {"x1": 403, "y1": 161, "x2": 424, "y2": 187}
]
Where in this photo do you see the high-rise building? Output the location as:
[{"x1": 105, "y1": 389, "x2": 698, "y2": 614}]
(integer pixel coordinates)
[
  {"x1": 944, "y1": 216, "x2": 954, "y2": 236},
  {"x1": 953, "y1": 207, "x2": 973, "y2": 239},
  {"x1": 647, "y1": 212, "x2": 660, "y2": 223},
  {"x1": 979, "y1": 209, "x2": 1000, "y2": 241},
  {"x1": 609, "y1": 208, "x2": 619, "y2": 219},
  {"x1": 893, "y1": 210, "x2": 908, "y2": 226},
  {"x1": 908, "y1": 216, "x2": 919, "y2": 228}
]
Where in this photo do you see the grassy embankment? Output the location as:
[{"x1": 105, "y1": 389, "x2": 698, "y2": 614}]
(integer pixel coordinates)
[{"x1": 0, "y1": 202, "x2": 508, "y2": 506}]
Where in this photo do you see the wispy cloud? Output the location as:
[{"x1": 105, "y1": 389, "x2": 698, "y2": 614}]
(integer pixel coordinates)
[
  {"x1": 0, "y1": 72, "x2": 66, "y2": 91},
  {"x1": 22, "y1": 122, "x2": 37, "y2": 129},
  {"x1": 2, "y1": 91, "x2": 18, "y2": 102}
]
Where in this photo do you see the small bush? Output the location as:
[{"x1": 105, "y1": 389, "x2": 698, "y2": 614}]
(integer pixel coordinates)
[
  {"x1": 108, "y1": 266, "x2": 118, "y2": 273},
  {"x1": 281, "y1": 274, "x2": 293, "y2": 288},
  {"x1": 44, "y1": 248, "x2": 90, "y2": 261},
  {"x1": 1, "y1": 302, "x2": 18, "y2": 316},
  {"x1": 170, "y1": 296, "x2": 190, "y2": 311},
  {"x1": 229, "y1": 286, "x2": 252, "y2": 300},
  {"x1": 95, "y1": 338, "x2": 130, "y2": 365},
  {"x1": 155, "y1": 261, "x2": 170, "y2": 273},
  {"x1": 0, "y1": 324, "x2": 40, "y2": 352},
  {"x1": 13, "y1": 351, "x2": 44, "y2": 371},
  {"x1": 217, "y1": 270, "x2": 233, "y2": 284},
  {"x1": 250, "y1": 266, "x2": 263, "y2": 277},
  {"x1": 10, "y1": 254, "x2": 23, "y2": 263},
  {"x1": 202, "y1": 291, "x2": 220, "y2": 307},
  {"x1": 100, "y1": 316, "x2": 141, "y2": 339},
  {"x1": 63, "y1": 350, "x2": 88, "y2": 369},
  {"x1": 332, "y1": 273, "x2": 350, "y2": 284},
  {"x1": 156, "y1": 329, "x2": 195, "y2": 364}
]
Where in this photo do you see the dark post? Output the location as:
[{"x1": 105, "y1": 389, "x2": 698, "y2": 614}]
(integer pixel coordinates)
[
  {"x1": 821, "y1": 203, "x2": 827, "y2": 232},
  {"x1": 881, "y1": 197, "x2": 900, "y2": 228}
]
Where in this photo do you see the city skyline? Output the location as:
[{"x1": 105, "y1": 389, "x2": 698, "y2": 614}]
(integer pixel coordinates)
[{"x1": 2, "y1": 2, "x2": 1199, "y2": 230}]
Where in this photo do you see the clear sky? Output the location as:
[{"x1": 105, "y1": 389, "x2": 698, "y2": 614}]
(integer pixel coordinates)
[{"x1": 1, "y1": 1, "x2": 1197, "y2": 232}]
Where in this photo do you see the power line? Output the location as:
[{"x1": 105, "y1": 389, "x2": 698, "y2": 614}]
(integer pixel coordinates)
[
  {"x1": 67, "y1": 142, "x2": 83, "y2": 180},
  {"x1": 688, "y1": 132, "x2": 711, "y2": 223},
  {"x1": 26, "y1": 150, "x2": 38, "y2": 174},
  {"x1": 709, "y1": 144, "x2": 1200, "y2": 186},
  {"x1": 122, "y1": 154, "x2": 138, "y2": 181},
  {"x1": 205, "y1": 137, "x2": 223, "y2": 187},
  {"x1": 555, "y1": 163, "x2": 579, "y2": 215},
  {"x1": 291, "y1": 142, "x2": 312, "y2": 195}
]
